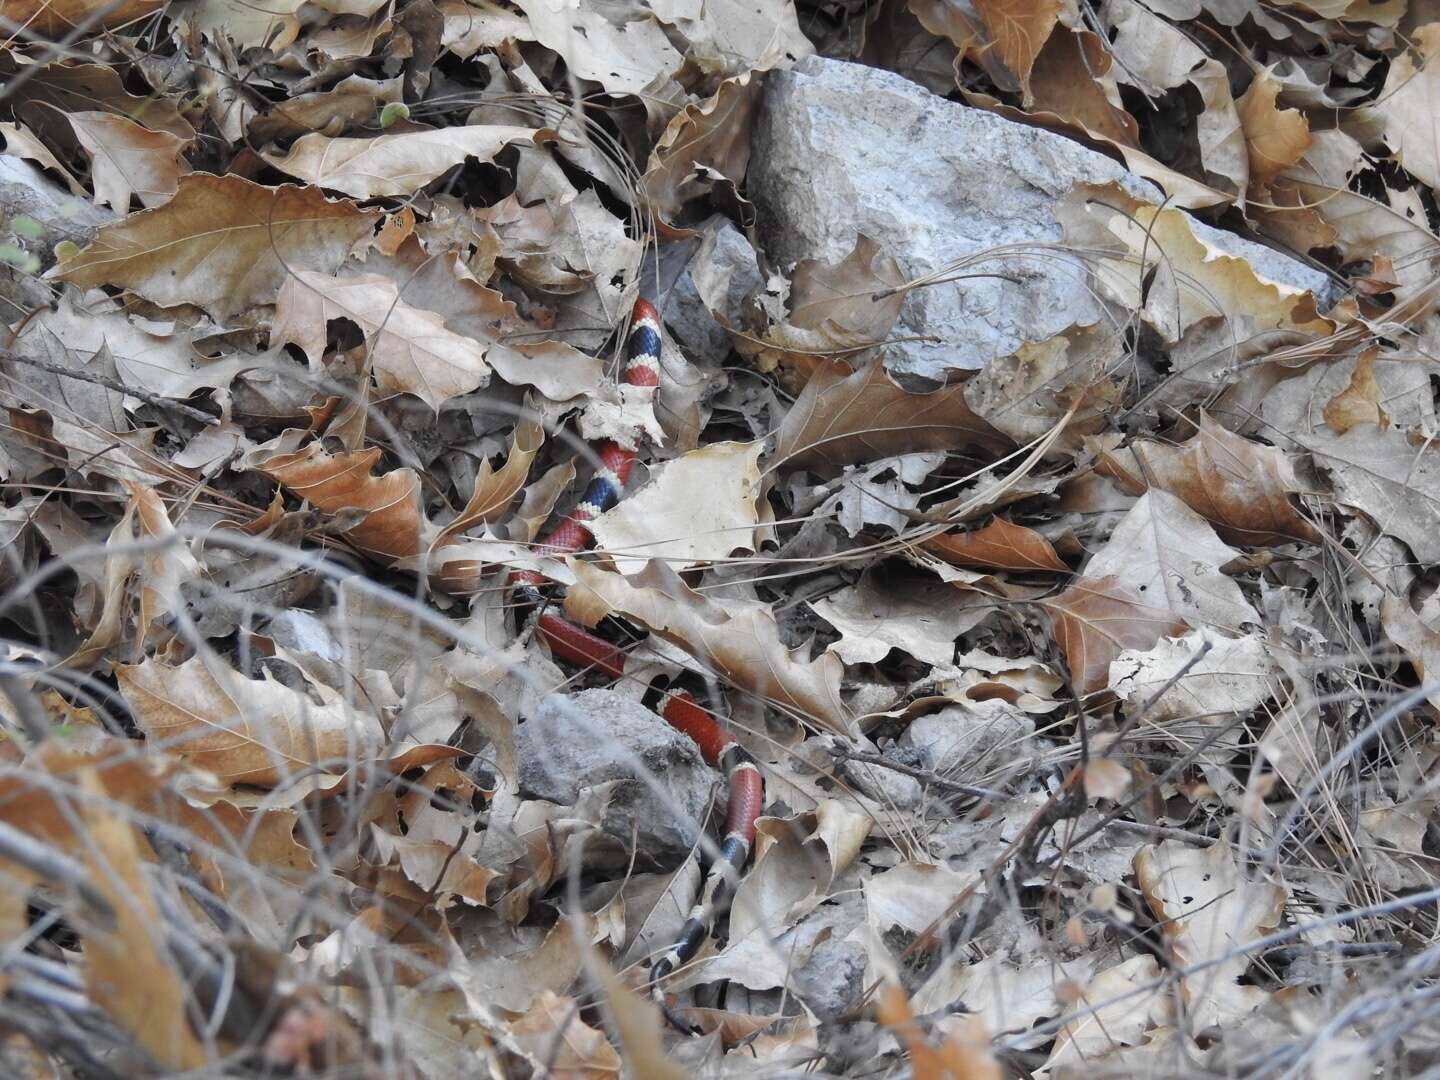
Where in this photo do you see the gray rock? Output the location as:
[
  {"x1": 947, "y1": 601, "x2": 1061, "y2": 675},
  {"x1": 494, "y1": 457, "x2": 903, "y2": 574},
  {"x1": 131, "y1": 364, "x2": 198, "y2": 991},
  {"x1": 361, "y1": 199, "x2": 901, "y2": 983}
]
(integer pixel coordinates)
[
  {"x1": 901, "y1": 701, "x2": 1035, "y2": 776},
  {"x1": 669, "y1": 218, "x2": 764, "y2": 365},
  {"x1": 748, "y1": 57, "x2": 1335, "y2": 382},
  {"x1": 518, "y1": 689, "x2": 719, "y2": 867}
]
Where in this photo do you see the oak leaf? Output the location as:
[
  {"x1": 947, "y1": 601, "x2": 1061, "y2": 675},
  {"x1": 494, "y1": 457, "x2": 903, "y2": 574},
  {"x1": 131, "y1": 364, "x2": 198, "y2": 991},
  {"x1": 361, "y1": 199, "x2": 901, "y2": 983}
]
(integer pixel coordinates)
[
  {"x1": 257, "y1": 443, "x2": 422, "y2": 561},
  {"x1": 52, "y1": 175, "x2": 379, "y2": 322},
  {"x1": 775, "y1": 357, "x2": 1010, "y2": 476},
  {"x1": 272, "y1": 270, "x2": 492, "y2": 410},
  {"x1": 563, "y1": 559, "x2": 853, "y2": 735},
  {"x1": 117, "y1": 654, "x2": 387, "y2": 786}
]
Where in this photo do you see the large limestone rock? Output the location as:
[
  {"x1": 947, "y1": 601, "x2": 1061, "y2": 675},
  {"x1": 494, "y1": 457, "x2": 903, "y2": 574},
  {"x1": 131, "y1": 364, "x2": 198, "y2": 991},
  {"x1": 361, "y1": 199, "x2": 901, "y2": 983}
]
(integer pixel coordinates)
[{"x1": 748, "y1": 57, "x2": 1334, "y2": 382}]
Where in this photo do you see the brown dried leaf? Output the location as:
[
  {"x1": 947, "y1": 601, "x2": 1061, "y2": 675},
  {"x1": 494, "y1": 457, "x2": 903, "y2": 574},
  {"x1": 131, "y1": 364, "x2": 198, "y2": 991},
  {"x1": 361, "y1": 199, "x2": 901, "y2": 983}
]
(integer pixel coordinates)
[
  {"x1": 262, "y1": 124, "x2": 535, "y2": 199},
  {"x1": 257, "y1": 444, "x2": 421, "y2": 561},
  {"x1": 272, "y1": 270, "x2": 492, "y2": 410},
  {"x1": 67, "y1": 111, "x2": 188, "y2": 210},
  {"x1": 1236, "y1": 67, "x2": 1311, "y2": 192},
  {"x1": 642, "y1": 73, "x2": 758, "y2": 223},
  {"x1": 1095, "y1": 414, "x2": 1320, "y2": 547},
  {"x1": 52, "y1": 175, "x2": 379, "y2": 322},
  {"x1": 0, "y1": 0, "x2": 162, "y2": 37},
  {"x1": 563, "y1": 560, "x2": 853, "y2": 735},
  {"x1": 1044, "y1": 575, "x2": 1186, "y2": 695},
  {"x1": 775, "y1": 358, "x2": 1010, "y2": 476},
  {"x1": 920, "y1": 517, "x2": 1067, "y2": 572},
  {"x1": 74, "y1": 767, "x2": 209, "y2": 1070},
  {"x1": 117, "y1": 653, "x2": 387, "y2": 786},
  {"x1": 971, "y1": 0, "x2": 1062, "y2": 96}
]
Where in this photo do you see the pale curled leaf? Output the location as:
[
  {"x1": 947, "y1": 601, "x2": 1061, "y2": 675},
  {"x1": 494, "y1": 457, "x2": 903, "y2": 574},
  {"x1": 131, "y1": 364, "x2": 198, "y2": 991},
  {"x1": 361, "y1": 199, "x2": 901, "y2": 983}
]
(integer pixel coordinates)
[
  {"x1": 262, "y1": 124, "x2": 536, "y2": 199},
  {"x1": 272, "y1": 270, "x2": 492, "y2": 410},
  {"x1": 117, "y1": 654, "x2": 387, "y2": 786},
  {"x1": 563, "y1": 559, "x2": 854, "y2": 735}
]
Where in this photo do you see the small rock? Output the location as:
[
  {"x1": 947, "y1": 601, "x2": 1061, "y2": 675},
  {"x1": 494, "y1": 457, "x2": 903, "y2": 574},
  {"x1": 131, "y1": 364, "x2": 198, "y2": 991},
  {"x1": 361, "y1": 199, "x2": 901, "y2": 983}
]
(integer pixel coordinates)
[
  {"x1": 748, "y1": 57, "x2": 1335, "y2": 383},
  {"x1": 518, "y1": 689, "x2": 719, "y2": 867},
  {"x1": 670, "y1": 218, "x2": 764, "y2": 365},
  {"x1": 901, "y1": 701, "x2": 1035, "y2": 776}
]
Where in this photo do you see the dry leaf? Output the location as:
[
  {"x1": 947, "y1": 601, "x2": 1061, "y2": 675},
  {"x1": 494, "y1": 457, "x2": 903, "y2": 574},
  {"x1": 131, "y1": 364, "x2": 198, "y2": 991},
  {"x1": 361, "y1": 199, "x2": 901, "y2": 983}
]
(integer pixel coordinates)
[
  {"x1": 273, "y1": 270, "x2": 492, "y2": 410},
  {"x1": 563, "y1": 559, "x2": 853, "y2": 735},
  {"x1": 1236, "y1": 67, "x2": 1312, "y2": 192},
  {"x1": 53, "y1": 175, "x2": 379, "y2": 321},
  {"x1": 1, "y1": 0, "x2": 162, "y2": 35},
  {"x1": 117, "y1": 654, "x2": 386, "y2": 786},
  {"x1": 68, "y1": 111, "x2": 188, "y2": 209},
  {"x1": 1134, "y1": 841, "x2": 1286, "y2": 1028},
  {"x1": 642, "y1": 73, "x2": 758, "y2": 223},
  {"x1": 775, "y1": 358, "x2": 1009, "y2": 476},
  {"x1": 589, "y1": 440, "x2": 763, "y2": 571},
  {"x1": 971, "y1": 0, "x2": 1062, "y2": 97},
  {"x1": 1044, "y1": 575, "x2": 1186, "y2": 695},
  {"x1": 1095, "y1": 415, "x2": 1321, "y2": 547},
  {"x1": 75, "y1": 767, "x2": 209, "y2": 1070},
  {"x1": 920, "y1": 517, "x2": 1067, "y2": 572},
  {"x1": 1376, "y1": 25, "x2": 1440, "y2": 190},
  {"x1": 257, "y1": 444, "x2": 422, "y2": 561},
  {"x1": 1084, "y1": 490, "x2": 1260, "y2": 631},
  {"x1": 262, "y1": 124, "x2": 535, "y2": 199}
]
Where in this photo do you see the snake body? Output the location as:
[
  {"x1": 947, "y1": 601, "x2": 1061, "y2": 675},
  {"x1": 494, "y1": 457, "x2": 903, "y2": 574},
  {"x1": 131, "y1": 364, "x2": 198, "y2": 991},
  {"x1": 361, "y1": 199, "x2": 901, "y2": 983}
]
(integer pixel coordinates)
[{"x1": 509, "y1": 298, "x2": 765, "y2": 1000}]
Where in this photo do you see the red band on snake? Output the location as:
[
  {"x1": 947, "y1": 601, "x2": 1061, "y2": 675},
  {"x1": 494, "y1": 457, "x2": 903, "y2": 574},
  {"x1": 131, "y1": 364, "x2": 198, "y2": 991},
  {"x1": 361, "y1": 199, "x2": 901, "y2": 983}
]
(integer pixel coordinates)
[{"x1": 506, "y1": 297, "x2": 763, "y2": 1001}]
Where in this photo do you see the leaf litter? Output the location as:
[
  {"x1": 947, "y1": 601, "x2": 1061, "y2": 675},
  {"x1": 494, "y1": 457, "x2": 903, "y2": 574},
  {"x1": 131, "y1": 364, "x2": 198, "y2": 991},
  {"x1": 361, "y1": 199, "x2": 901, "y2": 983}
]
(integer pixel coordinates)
[{"x1": 0, "y1": 0, "x2": 1439, "y2": 1076}]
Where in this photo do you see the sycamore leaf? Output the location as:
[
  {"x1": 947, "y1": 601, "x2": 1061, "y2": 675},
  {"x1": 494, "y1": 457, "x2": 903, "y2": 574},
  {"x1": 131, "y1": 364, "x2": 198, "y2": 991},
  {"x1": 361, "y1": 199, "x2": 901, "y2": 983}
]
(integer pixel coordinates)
[
  {"x1": 1043, "y1": 575, "x2": 1186, "y2": 695},
  {"x1": 775, "y1": 358, "x2": 1010, "y2": 476},
  {"x1": 563, "y1": 559, "x2": 854, "y2": 735},
  {"x1": 1046, "y1": 955, "x2": 1167, "y2": 1068},
  {"x1": 1095, "y1": 415, "x2": 1320, "y2": 547},
  {"x1": 117, "y1": 654, "x2": 387, "y2": 786},
  {"x1": 52, "y1": 175, "x2": 379, "y2": 322},
  {"x1": 272, "y1": 270, "x2": 492, "y2": 410},
  {"x1": 262, "y1": 124, "x2": 536, "y2": 199},
  {"x1": 68, "y1": 111, "x2": 188, "y2": 210},
  {"x1": 589, "y1": 440, "x2": 763, "y2": 571},
  {"x1": 257, "y1": 444, "x2": 422, "y2": 561}
]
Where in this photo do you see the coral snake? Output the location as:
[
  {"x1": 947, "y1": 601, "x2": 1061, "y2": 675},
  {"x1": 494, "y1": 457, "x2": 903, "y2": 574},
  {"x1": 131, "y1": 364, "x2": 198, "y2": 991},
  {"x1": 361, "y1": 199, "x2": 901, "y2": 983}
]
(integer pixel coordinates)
[{"x1": 507, "y1": 297, "x2": 765, "y2": 1004}]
